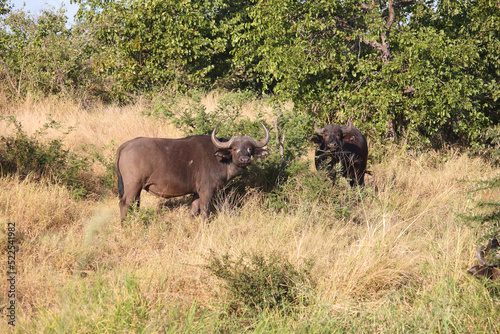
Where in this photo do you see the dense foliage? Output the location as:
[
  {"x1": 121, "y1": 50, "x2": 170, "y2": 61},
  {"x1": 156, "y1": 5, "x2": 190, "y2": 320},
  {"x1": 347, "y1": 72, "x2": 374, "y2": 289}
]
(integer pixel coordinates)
[{"x1": 0, "y1": 0, "x2": 499, "y2": 145}]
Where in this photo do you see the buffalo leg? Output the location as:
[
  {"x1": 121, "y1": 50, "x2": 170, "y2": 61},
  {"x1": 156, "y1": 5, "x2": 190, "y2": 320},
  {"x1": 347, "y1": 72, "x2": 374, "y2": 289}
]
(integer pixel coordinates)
[
  {"x1": 198, "y1": 189, "x2": 214, "y2": 221},
  {"x1": 345, "y1": 155, "x2": 364, "y2": 186},
  {"x1": 352, "y1": 162, "x2": 365, "y2": 186},
  {"x1": 356, "y1": 171, "x2": 365, "y2": 186},
  {"x1": 190, "y1": 193, "x2": 201, "y2": 216},
  {"x1": 119, "y1": 183, "x2": 143, "y2": 221}
]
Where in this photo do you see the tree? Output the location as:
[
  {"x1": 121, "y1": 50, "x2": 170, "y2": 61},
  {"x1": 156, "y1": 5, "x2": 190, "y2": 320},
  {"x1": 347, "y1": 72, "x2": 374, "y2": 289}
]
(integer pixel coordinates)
[
  {"x1": 73, "y1": 0, "x2": 253, "y2": 92},
  {"x1": 231, "y1": 0, "x2": 500, "y2": 146},
  {"x1": 7, "y1": 0, "x2": 495, "y2": 148},
  {"x1": 0, "y1": 0, "x2": 11, "y2": 15},
  {"x1": 0, "y1": 7, "x2": 105, "y2": 99}
]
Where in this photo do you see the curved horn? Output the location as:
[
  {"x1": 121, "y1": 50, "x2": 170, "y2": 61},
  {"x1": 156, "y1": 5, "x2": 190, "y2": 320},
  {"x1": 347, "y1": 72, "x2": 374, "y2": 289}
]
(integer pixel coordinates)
[
  {"x1": 314, "y1": 121, "x2": 325, "y2": 134},
  {"x1": 477, "y1": 246, "x2": 497, "y2": 267},
  {"x1": 211, "y1": 123, "x2": 233, "y2": 149},
  {"x1": 254, "y1": 122, "x2": 270, "y2": 148}
]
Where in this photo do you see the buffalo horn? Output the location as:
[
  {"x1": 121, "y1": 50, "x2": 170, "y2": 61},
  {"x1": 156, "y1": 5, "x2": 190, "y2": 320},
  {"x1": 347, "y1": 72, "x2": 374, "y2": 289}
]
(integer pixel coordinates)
[
  {"x1": 211, "y1": 123, "x2": 234, "y2": 149},
  {"x1": 253, "y1": 122, "x2": 270, "y2": 148},
  {"x1": 314, "y1": 121, "x2": 325, "y2": 134},
  {"x1": 211, "y1": 122, "x2": 270, "y2": 149},
  {"x1": 477, "y1": 246, "x2": 497, "y2": 267}
]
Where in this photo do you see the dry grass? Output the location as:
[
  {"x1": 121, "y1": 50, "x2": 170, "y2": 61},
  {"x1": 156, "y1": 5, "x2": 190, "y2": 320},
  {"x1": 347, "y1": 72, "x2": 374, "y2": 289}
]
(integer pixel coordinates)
[
  {"x1": 0, "y1": 93, "x2": 499, "y2": 332},
  {"x1": 0, "y1": 95, "x2": 182, "y2": 150}
]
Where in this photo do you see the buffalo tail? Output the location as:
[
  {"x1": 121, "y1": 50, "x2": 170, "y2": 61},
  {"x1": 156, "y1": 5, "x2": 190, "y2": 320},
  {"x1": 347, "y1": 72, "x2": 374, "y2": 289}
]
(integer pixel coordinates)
[{"x1": 115, "y1": 150, "x2": 124, "y2": 199}]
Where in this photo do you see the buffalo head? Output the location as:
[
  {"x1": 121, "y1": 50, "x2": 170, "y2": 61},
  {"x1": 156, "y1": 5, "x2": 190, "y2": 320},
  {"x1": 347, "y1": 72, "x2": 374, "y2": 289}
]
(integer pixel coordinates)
[
  {"x1": 211, "y1": 122, "x2": 270, "y2": 168},
  {"x1": 314, "y1": 122, "x2": 356, "y2": 153}
]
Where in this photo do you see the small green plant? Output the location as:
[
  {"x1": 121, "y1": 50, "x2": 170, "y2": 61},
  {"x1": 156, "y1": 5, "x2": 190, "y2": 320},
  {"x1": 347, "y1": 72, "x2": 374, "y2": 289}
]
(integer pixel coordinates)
[
  {"x1": 0, "y1": 117, "x2": 70, "y2": 176},
  {"x1": 205, "y1": 251, "x2": 315, "y2": 315}
]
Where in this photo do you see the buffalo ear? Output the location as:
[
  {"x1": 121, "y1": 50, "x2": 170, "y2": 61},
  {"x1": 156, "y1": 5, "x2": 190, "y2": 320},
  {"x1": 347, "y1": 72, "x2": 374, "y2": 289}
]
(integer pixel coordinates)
[
  {"x1": 253, "y1": 148, "x2": 269, "y2": 159},
  {"x1": 343, "y1": 135, "x2": 355, "y2": 142},
  {"x1": 215, "y1": 149, "x2": 232, "y2": 160}
]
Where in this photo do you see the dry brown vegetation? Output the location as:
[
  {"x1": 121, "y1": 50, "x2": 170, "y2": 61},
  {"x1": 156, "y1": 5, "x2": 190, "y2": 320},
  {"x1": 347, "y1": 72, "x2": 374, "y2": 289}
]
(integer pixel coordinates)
[{"x1": 1, "y1": 94, "x2": 499, "y2": 333}]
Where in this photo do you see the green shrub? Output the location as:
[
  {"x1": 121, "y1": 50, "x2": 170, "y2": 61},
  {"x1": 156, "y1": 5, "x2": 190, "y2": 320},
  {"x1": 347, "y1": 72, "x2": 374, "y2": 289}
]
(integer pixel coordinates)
[
  {"x1": 0, "y1": 116, "x2": 98, "y2": 198},
  {"x1": 122, "y1": 204, "x2": 161, "y2": 228},
  {"x1": 149, "y1": 89, "x2": 262, "y2": 136},
  {"x1": 205, "y1": 251, "x2": 315, "y2": 315}
]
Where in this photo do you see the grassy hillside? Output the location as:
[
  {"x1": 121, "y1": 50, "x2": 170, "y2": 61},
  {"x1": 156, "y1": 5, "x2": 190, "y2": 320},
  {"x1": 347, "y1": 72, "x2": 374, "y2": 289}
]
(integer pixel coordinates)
[{"x1": 1, "y1": 94, "x2": 499, "y2": 333}]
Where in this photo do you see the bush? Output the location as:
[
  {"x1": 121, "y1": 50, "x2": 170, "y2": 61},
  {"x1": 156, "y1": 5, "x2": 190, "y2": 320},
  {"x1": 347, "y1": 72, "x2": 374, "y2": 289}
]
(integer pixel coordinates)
[
  {"x1": 81, "y1": 142, "x2": 117, "y2": 191},
  {"x1": 0, "y1": 116, "x2": 98, "y2": 198},
  {"x1": 0, "y1": 8, "x2": 115, "y2": 102},
  {"x1": 205, "y1": 251, "x2": 315, "y2": 315},
  {"x1": 266, "y1": 160, "x2": 368, "y2": 219},
  {"x1": 474, "y1": 125, "x2": 500, "y2": 166},
  {"x1": 148, "y1": 89, "x2": 261, "y2": 136}
]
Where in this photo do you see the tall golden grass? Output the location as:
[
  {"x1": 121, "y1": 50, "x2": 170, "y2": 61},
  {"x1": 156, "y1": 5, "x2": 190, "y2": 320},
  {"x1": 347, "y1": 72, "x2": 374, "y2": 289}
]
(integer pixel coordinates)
[{"x1": 0, "y1": 93, "x2": 499, "y2": 332}]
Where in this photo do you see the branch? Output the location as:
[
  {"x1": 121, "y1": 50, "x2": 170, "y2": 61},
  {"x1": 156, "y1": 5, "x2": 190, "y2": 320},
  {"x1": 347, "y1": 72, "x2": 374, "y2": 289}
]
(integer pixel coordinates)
[
  {"x1": 361, "y1": 0, "x2": 394, "y2": 64},
  {"x1": 274, "y1": 113, "x2": 285, "y2": 161},
  {"x1": 384, "y1": 0, "x2": 395, "y2": 30},
  {"x1": 0, "y1": 56, "x2": 20, "y2": 97},
  {"x1": 274, "y1": 113, "x2": 287, "y2": 184},
  {"x1": 17, "y1": 49, "x2": 29, "y2": 96},
  {"x1": 362, "y1": 36, "x2": 391, "y2": 63}
]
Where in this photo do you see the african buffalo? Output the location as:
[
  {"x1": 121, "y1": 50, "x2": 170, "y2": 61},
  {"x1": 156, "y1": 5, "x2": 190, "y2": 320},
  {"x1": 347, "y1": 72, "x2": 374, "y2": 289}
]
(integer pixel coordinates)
[
  {"x1": 314, "y1": 122, "x2": 368, "y2": 186},
  {"x1": 467, "y1": 238, "x2": 500, "y2": 281},
  {"x1": 115, "y1": 123, "x2": 270, "y2": 222}
]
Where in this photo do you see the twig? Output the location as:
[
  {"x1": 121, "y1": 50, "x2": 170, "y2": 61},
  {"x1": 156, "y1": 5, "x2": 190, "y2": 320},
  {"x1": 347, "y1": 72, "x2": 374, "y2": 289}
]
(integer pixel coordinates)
[{"x1": 274, "y1": 113, "x2": 287, "y2": 183}]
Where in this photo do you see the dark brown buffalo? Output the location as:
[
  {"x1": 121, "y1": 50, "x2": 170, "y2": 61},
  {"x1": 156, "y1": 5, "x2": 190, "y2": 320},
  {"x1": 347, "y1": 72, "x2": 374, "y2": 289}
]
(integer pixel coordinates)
[
  {"x1": 314, "y1": 122, "x2": 368, "y2": 186},
  {"x1": 467, "y1": 238, "x2": 500, "y2": 281},
  {"x1": 115, "y1": 123, "x2": 270, "y2": 221}
]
